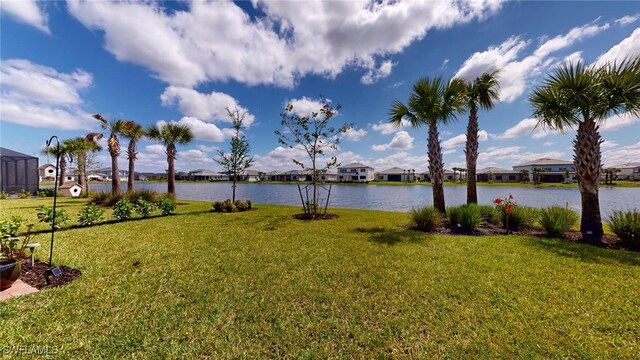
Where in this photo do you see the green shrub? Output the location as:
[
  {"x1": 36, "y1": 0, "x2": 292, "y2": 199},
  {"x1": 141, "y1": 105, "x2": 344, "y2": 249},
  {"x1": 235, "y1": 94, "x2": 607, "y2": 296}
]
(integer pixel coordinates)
[
  {"x1": 607, "y1": 209, "x2": 640, "y2": 249},
  {"x1": 212, "y1": 201, "x2": 224, "y2": 212},
  {"x1": 78, "y1": 204, "x2": 105, "y2": 226},
  {"x1": 0, "y1": 191, "x2": 7, "y2": 199},
  {"x1": 134, "y1": 198, "x2": 156, "y2": 218},
  {"x1": 478, "y1": 205, "x2": 500, "y2": 225},
  {"x1": 212, "y1": 199, "x2": 253, "y2": 213},
  {"x1": 36, "y1": 205, "x2": 69, "y2": 227},
  {"x1": 222, "y1": 199, "x2": 235, "y2": 213},
  {"x1": 125, "y1": 189, "x2": 159, "y2": 204},
  {"x1": 18, "y1": 189, "x2": 31, "y2": 199},
  {"x1": 113, "y1": 199, "x2": 135, "y2": 221},
  {"x1": 36, "y1": 188, "x2": 57, "y2": 197},
  {"x1": 447, "y1": 204, "x2": 483, "y2": 233},
  {"x1": 235, "y1": 200, "x2": 250, "y2": 211},
  {"x1": 504, "y1": 206, "x2": 538, "y2": 231},
  {"x1": 409, "y1": 206, "x2": 443, "y2": 231},
  {"x1": 537, "y1": 206, "x2": 579, "y2": 237},
  {"x1": 160, "y1": 192, "x2": 176, "y2": 201},
  {"x1": 156, "y1": 198, "x2": 177, "y2": 216}
]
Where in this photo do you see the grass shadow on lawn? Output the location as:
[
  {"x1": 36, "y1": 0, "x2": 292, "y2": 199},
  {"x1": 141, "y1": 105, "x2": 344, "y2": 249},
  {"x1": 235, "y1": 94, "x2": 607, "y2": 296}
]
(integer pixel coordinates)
[
  {"x1": 356, "y1": 226, "x2": 427, "y2": 246},
  {"x1": 523, "y1": 237, "x2": 640, "y2": 267}
]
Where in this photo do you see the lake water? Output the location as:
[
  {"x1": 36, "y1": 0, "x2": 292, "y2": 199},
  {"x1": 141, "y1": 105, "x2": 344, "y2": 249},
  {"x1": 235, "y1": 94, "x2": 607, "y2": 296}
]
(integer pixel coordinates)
[{"x1": 89, "y1": 182, "x2": 639, "y2": 217}]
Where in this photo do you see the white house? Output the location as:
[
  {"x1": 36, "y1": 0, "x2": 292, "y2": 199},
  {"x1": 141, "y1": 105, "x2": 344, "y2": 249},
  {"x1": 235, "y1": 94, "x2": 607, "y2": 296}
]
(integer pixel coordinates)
[
  {"x1": 337, "y1": 163, "x2": 375, "y2": 182},
  {"x1": 376, "y1": 167, "x2": 416, "y2": 182},
  {"x1": 59, "y1": 182, "x2": 82, "y2": 197},
  {"x1": 240, "y1": 169, "x2": 262, "y2": 182},
  {"x1": 38, "y1": 163, "x2": 57, "y2": 182},
  {"x1": 512, "y1": 158, "x2": 576, "y2": 183},
  {"x1": 477, "y1": 167, "x2": 521, "y2": 182},
  {"x1": 611, "y1": 162, "x2": 640, "y2": 180}
]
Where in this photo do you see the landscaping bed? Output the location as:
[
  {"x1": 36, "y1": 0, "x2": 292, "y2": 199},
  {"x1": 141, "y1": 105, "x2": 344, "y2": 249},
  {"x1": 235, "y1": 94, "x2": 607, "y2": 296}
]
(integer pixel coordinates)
[{"x1": 18, "y1": 257, "x2": 81, "y2": 290}]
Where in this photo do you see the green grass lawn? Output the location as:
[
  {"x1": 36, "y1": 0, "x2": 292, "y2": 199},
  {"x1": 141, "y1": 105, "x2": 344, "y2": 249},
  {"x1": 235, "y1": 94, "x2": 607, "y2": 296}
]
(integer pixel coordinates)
[{"x1": 1, "y1": 198, "x2": 639, "y2": 358}]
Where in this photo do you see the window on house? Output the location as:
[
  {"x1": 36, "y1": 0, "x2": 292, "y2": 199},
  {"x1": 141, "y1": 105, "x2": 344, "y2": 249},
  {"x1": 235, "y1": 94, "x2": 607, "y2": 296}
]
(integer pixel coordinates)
[
  {"x1": 509, "y1": 175, "x2": 516, "y2": 180},
  {"x1": 495, "y1": 175, "x2": 503, "y2": 180},
  {"x1": 359, "y1": 176, "x2": 366, "y2": 180},
  {"x1": 360, "y1": 169, "x2": 365, "y2": 172}
]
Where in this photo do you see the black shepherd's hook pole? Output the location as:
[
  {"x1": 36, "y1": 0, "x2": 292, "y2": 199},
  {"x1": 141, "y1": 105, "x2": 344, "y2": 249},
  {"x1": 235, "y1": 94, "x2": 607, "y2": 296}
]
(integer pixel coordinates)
[{"x1": 46, "y1": 136, "x2": 60, "y2": 267}]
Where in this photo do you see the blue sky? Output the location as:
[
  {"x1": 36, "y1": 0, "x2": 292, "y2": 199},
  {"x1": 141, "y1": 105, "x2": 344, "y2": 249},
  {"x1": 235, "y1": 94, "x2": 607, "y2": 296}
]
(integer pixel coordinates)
[{"x1": 1, "y1": 0, "x2": 639, "y2": 174}]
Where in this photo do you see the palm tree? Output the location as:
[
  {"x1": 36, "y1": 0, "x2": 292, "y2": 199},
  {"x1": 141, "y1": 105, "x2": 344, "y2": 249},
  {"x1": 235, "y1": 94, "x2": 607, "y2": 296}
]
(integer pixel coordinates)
[
  {"x1": 146, "y1": 123, "x2": 194, "y2": 196},
  {"x1": 389, "y1": 77, "x2": 466, "y2": 213},
  {"x1": 530, "y1": 58, "x2": 640, "y2": 243},
  {"x1": 519, "y1": 169, "x2": 529, "y2": 183},
  {"x1": 451, "y1": 167, "x2": 459, "y2": 183},
  {"x1": 93, "y1": 114, "x2": 126, "y2": 195},
  {"x1": 463, "y1": 70, "x2": 500, "y2": 204},
  {"x1": 531, "y1": 167, "x2": 545, "y2": 185},
  {"x1": 121, "y1": 121, "x2": 145, "y2": 192}
]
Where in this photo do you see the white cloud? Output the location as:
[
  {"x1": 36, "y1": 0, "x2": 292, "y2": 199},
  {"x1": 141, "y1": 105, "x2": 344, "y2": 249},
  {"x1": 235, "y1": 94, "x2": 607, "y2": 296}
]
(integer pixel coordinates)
[
  {"x1": 615, "y1": 14, "x2": 639, "y2": 26},
  {"x1": 160, "y1": 86, "x2": 254, "y2": 126},
  {"x1": 372, "y1": 151, "x2": 425, "y2": 170},
  {"x1": 343, "y1": 127, "x2": 368, "y2": 142},
  {"x1": 562, "y1": 51, "x2": 583, "y2": 65},
  {"x1": 67, "y1": 0, "x2": 503, "y2": 88},
  {"x1": 178, "y1": 149, "x2": 213, "y2": 164},
  {"x1": 1, "y1": 0, "x2": 50, "y2": 34},
  {"x1": 602, "y1": 141, "x2": 640, "y2": 166},
  {"x1": 455, "y1": 22, "x2": 610, "y2": 102},
  {"x1": 594, "y1": 27, "x2": 640, "y2": 67},
  {"x1": 600, "y1": 112, "x2": 640, "y2": 132},
  {"x1": 197, "y1": 145, "x2": 220, "y2": 153},
  {"x1": 157, "y1": 117, "x2": 226, "y2": 142},
  {"x1": 543, "y1": 142, "x2": 554, "y2": 147},
  {"x1": 600, "y1": 140, "x2": 619, "y2": 149},
  {"x1": 361, "y1": 60, "x2": 394, "y2": 84},
  {"x1": 0, "y1": 59, "x2": 96, "y2": 130},
  {"x1": 477, "y1": 146, "x2": 565, "y2": 165},
  {"x1": 145, "y1": 144, "x2": 166, "y2": 155},
  {"x1": 372, "y1": 131, "x2": 414, "y2": 151},
  {"x1": 496, "y1": 118, "x2": 549, "y2": 139},
  {"x1": 371, "y1": 119, "x2": 409, "y2": 134},
  {"x1": 335, "y1": 151, "x2": 365, "y2": 166},
  {"x1": 441, "y1": 130, "x2": 489, "y2": 149},
  {"x1": 286, "y1": 97, "x2": 331, "y2": 117}
]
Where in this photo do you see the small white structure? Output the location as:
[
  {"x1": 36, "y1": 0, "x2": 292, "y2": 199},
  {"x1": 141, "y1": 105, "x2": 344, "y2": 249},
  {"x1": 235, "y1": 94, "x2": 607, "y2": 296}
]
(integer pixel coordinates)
[
  {"x1": 337, "y1": 162, "x2": 375, "y2": 182},
  {"x1": 59, "y1": 182, "x2": 82, "y2": 197},
  {"x1": 611, "y1": 162, "x2": 640, "y2": 180},
  {"x1": 38, "y1": 164, "x2": 57, "y2": 182}
]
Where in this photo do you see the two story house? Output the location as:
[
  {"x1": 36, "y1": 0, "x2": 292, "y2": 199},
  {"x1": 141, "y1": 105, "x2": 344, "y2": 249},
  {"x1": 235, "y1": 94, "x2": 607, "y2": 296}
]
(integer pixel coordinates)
[{"x1": 337, "y1": 163, "x2": 375, "y2": 182}]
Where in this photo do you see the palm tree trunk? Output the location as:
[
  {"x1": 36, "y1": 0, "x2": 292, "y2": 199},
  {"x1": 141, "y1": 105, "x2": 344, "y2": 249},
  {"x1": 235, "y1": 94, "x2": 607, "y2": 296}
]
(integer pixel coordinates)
[
  {"x1": 127, "y1": 140, "x2": 136, "y2": 192},
  {"x1": 58, "y1": 157, "x2": 67, "y2": 186},
  {"x1": 111, "y1": 153, "x2": 120, "y2": 195},
  {"x1": 167, "y1": 144, "x2": 176, "y2": 196},
  {"x1": 428, "y1": 124, "x2": 446, "y2": 213},
  {"x1": 574, "y1": 120, "x2": 603, "y2": 243},
  {"x1": 466, "y1": 106, "x2": 479, "y2": 204}
]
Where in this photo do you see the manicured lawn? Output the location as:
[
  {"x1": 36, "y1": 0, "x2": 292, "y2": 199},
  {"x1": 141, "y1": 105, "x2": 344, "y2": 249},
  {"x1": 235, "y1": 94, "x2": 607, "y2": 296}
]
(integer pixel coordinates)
[{"x1": 1, "y1": 198, "x2": 639, "y2": 357}]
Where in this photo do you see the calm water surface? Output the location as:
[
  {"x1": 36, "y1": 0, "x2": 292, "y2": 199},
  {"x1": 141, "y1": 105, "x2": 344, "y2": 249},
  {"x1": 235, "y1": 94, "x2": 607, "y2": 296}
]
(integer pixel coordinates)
[{"x1": 90, "y1": 182, "x2": 639, "y2": 217}]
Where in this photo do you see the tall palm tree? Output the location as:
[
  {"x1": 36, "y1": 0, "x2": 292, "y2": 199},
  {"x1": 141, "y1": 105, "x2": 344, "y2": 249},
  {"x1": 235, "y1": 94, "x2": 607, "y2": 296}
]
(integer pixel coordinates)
[
  {"x1": 93, "y1": 114, "x2": 126, "y2": 195},
  {"x1": 530, "y1": 58, "x2": 640, "y2": 243},
  {"x1": 389, "y1": 77, "x2": 466, "y2": 213},
  {"x1": 121, "y1": 121, "x2": 145, "y2": 192},
  {"x1": 146, "y1": 123, "x2": 194, "y2": 196},
  {"x1": 463, "y1": 70, "x2": 500, "y2": 204}
]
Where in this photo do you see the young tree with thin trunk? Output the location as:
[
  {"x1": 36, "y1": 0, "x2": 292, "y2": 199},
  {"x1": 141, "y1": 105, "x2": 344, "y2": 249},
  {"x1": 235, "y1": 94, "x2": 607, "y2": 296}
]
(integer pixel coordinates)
[
  {"x1": 93, "y1": 114, "x2": 126, "y2": 195},
  {"x1": 146, "y1": 123, "x2": 194, "y2": 197},
  {"x1": 64, "y1": 137, "x2": 102, "y2": 194},
  {"x1": 463, "y1": 70, "x2": 501, "y2": 204},
  {"x1": 121, "y1": 121, "x2": 145, "y2": 192},
  {"x1": 389, "y1": 77, "x2": 466, "y2": 213},
  {"x1": 215, "y1": 108, "x2": 253, "y2": 203},
  {"x1": 530, "y1": 57, "x2": 640, "y2": 244},
  {"x1": 275, "y1": 99, "x2": 352, "y2": 218}
]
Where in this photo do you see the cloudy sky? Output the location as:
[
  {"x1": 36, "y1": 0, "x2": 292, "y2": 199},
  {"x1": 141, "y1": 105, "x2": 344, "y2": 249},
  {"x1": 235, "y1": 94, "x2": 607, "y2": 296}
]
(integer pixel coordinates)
[{"x1": 1, "y1": 0, "x2": 638, "y2": 173}]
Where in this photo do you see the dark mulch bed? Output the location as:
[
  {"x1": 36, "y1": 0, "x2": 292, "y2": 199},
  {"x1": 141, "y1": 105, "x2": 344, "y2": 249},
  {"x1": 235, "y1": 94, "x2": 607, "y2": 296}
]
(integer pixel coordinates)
[
  {"x1": 292, "y1": 213, "x2": 339, "y2": 221},
  {"x1": 18, "y1": 257, "x2": 81, "y2": 290},
  {"x1": 410, "y1": 223, "x2": 633, "y2": 250}
]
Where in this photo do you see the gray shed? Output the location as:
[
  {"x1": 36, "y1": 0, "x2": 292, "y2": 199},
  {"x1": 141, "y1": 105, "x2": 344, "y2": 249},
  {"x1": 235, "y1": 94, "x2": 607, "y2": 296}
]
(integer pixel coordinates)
[{"x1": 0, "y1": 147, "x2": 39, "y2": 194}]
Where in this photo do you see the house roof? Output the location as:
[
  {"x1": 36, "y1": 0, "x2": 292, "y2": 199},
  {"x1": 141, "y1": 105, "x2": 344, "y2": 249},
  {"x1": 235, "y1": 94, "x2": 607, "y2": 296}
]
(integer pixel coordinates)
[
  {"x1": 478, "y1": 167, "x2": 518, "y2": 174},
  {"x1": 611, "y1": 162, "x2": 640, "y2": 169},
  {"x1": 59, "y1": 182, "x2": 81, "y2": 189},
  {"x1": 514, "y1": 158, "x2": 573, "y2": 167},
  {"x1": 39, "y1": 163, "x2": 56, "y2": 170},
  {"x1": 379, "y1": 167, "x2": 406, "y2": 174},
  {"x1": 339, "y1": 162, "x2": 373, "y2": 169},
  {"x1": 189, "y1": 169, "x2": 219, "y2": 176},
  {"x1": 242, "y1": 169, "x2": 261, "y2": 176},
  {"x1": 0, "y1": 147, "x2": 37, "y2": 161}
]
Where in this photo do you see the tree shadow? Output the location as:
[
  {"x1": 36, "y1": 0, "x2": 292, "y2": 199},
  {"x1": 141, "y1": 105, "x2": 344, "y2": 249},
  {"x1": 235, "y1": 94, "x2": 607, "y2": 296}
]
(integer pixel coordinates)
[
  {"x1": 355, "y1": 226, "x2": 429, "y2": 246},
  {"x1": 522, "y1": 237, "x2": 640, "y2": 267}
]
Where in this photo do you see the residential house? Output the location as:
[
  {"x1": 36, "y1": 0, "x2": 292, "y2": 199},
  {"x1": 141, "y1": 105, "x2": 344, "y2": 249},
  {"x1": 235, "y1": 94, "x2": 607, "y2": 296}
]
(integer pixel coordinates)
[
  {"x1": 240, "y1": 169, "x2": 262, "y2": 182},
  {"x1": 376, "y1": 167, "x2": 416, "y2": 182},
  {"x1": 611, "y1": 162, "x2": 640, "y2": 180},
  {"x1": 188, "y1": 169, "x2": 226, "y2": 181},
  {"x1": 512, "y1": 158, "x2": 576, "y2": 183},
  {"x1": 337, "y1": 163, "x2": 375, "y2": 182},
  {"x1": 477, "y1": 167, "x2": 521, "y2": 182}
]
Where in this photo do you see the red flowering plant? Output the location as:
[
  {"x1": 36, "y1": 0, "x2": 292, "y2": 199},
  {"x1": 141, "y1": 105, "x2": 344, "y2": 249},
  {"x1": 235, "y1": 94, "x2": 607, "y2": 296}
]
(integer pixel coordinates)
[{"x1": 493, "y1": 194, "x2": 516, "y2": 233}]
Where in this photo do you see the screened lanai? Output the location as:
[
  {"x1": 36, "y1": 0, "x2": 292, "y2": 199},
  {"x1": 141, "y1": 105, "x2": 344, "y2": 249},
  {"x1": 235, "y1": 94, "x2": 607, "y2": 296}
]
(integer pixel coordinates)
[{"x1": 0, "y1": 147, "x2": 39, "y2": 194}]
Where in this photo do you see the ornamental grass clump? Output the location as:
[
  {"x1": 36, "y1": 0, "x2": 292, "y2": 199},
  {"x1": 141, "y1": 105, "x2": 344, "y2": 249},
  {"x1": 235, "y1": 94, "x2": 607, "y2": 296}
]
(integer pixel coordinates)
[
  {"x1": 125, "y1": 189, "x2": 159, "y2": 204},
  {"x1": 538, "y1": 206, "x2": 579, "y2": 238},
  {"x1": 409, "y1": 206, "x2": 443, "y2": 232},
  {"x1": 447, "y1": 204, "x2": 483, "y2": 233},
  {"x1": 607, "y1": 210, "x2": 640, "y2": 249}
]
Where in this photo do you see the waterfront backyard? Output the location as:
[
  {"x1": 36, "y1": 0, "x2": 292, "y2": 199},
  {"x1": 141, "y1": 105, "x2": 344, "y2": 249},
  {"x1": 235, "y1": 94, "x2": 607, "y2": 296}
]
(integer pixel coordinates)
[{"x1": 1, "y1": 198, "x2": 639, "y2": 357}]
